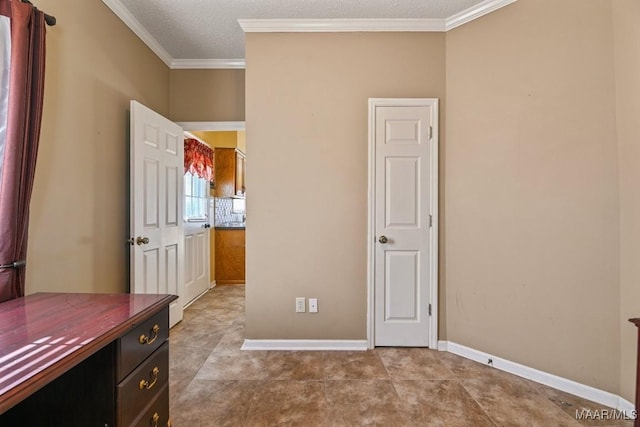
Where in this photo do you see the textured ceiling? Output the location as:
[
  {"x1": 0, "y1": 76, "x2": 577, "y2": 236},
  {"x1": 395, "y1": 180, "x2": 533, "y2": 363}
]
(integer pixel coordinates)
[{"x1": 115, "y1": 0, "x2": 485, "y2": 61}]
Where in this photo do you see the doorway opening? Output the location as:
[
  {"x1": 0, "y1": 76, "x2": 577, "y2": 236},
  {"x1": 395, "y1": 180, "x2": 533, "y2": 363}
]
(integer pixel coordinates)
[{"x1": 178, "y1": 121, "x2": 247, "y2": 308}]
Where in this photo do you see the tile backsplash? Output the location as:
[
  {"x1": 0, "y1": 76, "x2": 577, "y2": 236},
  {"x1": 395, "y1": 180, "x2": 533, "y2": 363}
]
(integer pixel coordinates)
[{"x1": 214, "y1": 198, "x2": 245, "y2": 225}]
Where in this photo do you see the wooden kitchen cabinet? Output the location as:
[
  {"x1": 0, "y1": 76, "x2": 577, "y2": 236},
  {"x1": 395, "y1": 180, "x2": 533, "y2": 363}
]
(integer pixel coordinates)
[
  {"x1": 214, "y1": 148, "x2": 245, "y2": 198},
  {"x1": 215, "y1": 228, "x2": 245, "y2": 285}
]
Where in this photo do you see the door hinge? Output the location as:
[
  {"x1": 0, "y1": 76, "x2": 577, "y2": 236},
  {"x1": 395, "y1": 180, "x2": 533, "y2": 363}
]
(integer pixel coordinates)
[
  {"x1": 429, "y1": 215, "x2": 433, "y2": 228},
  {"x1": 429, "y1": 125, "x2": 433, "y2": 140},
  {"x1": 428, "y1": 304, "x2": 432, "y2": 316}
]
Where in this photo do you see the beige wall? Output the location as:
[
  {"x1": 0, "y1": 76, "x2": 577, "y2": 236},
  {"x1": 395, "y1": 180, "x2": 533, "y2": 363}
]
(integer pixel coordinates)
[
  {"x1": 613, "y1": 0, "x2": 640, "y2": 403},
  {"x1": 170, "y1": 70, "x2": 245, "y2": 122},
  {"x1": 24, "y1": 0, "x2": 635, "y2": 400},
  {"x1": 446, "y1": 0, "x2": 620, "y2": 392},
  {"x1": 245, "y1": 32, "x2": 445, "y2": 339},
  {"x1": 25, "y1": 0, "x2": 170, "y2": 294}
]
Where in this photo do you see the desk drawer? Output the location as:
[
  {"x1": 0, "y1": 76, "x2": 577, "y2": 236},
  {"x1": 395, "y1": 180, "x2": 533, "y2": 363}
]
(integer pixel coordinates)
[
  {"x1": 133, "y1": 384, "x2": 170, "y2": 427},
  {"x1": 118, "y1": 342, "x2": 169, "y2": 427},
  {"x1": 117, "y1": 307, "x2": 169, "y2": 382}
]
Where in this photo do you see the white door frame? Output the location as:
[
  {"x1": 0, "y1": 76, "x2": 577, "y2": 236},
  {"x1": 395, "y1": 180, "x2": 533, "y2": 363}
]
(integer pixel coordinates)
[
  {"x1": 367, "y1": 98, "x2": 439, "y2": 349},
  {"x1": 177, "y1": 122, "x2": 246, "y2": 132}
]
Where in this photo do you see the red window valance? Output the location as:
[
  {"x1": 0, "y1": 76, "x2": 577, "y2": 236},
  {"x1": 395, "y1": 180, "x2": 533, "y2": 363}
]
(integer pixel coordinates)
[{"x1": 184, "y1": 138, "x2": 214, "y2": 182}]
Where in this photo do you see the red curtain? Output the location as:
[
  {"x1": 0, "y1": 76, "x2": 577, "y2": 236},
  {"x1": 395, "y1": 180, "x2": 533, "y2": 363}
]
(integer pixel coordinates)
[
  {"x1": 0, "y1": 1, "x2": 47, "y2": 302},
  {"x1": 184, "y1": 138, "x2": 214, "y2": 182}
]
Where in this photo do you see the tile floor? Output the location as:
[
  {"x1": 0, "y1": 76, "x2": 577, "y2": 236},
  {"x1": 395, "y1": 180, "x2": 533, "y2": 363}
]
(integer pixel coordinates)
[{"x1": 169, "y1": 285, "x2": 632, "y2": 427}]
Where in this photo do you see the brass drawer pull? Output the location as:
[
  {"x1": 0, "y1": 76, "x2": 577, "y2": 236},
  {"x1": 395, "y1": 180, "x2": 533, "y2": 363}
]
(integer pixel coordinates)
[
  {"x1": 151, "y1": 413, "x2": 171, "y2": 427},
  {"x1": 139, "y1": 367, "x2": 160, "y2": 390},
  {"x1": 139, "y1": 324, "x2": 160, "y2": 345}
]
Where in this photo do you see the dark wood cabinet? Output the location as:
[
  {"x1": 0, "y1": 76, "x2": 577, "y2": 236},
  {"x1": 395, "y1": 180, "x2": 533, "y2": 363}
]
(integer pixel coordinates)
[
  {"x1": 214, "y1": 148, "x2": 245, "y2": 198},
  {"x1": 215, "y1": 228, "x2": 245, "y2": 285},
  {"x1": 0, "y1": 293, "x2": 176, "y2": 427}
]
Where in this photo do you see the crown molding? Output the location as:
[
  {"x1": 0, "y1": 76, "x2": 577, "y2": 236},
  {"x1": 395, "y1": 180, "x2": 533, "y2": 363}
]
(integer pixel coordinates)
[
  {"x1": 171, "y1": 59, "x2": 246, "y2": 69},
  {"x1": 101, "y1": 0, "x2": 173, "y2": 67},
  {"x1": 445, "y1": 0, "x2": 519, "y2": 31},
  {"x1": 239, "y1": 0, "x2": 519, "y2": 34},
  {"x1": 104, "y1": 0, "x2": 519, "y2": 69},
  {"x1": 238, "y1": 18, "x2": 446, "y2": 33}
]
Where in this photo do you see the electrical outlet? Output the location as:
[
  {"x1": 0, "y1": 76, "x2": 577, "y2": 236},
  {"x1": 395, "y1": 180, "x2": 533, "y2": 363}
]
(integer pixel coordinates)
[
  {"x1": 295, "y1": 297, "x2": 306, "y2": 313},
  {"x1": 309, "y1": 298, "x2": 318, "y2": 313}
]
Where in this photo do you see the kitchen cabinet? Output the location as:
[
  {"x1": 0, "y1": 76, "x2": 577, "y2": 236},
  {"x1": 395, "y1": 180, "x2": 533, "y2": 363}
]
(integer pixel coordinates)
[
  {"x1": 0, "y1": 293, "x2": 176, "y2": 427},
  {"x1": 214, "y1": 148, "x2": 245, "y2": 198},
  {"x1": 215, "y1": 228, "x2": 245, "y2": 285}
]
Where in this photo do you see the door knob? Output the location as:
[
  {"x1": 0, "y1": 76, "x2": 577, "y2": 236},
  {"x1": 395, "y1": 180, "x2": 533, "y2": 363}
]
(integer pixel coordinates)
[
  {"x1": 378, "y1": 235, "x2": 388, "y2": 244},
  {"x1": 136, "y1": 236, "x2": 150, "y2": 245}
]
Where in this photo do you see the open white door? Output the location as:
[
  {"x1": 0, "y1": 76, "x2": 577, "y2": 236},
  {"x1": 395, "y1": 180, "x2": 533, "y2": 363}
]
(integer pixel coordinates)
[
  {"x1": 369, "y1": 98, "x2": 438, "y2": 347},
  {"x1": 183, "y1": 220, "x2": 210, "y2": 304},
  {"x1": 130, "y1": 101, "x2": 184, "y2": 328},
  {"x1": 183, "y1": 168, "x2": 211, "y2": 305}
]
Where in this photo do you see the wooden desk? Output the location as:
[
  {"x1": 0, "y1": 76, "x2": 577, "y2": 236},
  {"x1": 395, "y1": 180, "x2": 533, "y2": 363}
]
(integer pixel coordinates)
[{"x1": 0, "y1": 292, "x2": 176, "y2": 426}]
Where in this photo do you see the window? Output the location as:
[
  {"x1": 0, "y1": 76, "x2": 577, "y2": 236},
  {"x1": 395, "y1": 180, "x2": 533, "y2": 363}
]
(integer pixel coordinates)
[{"x1": 184, "y1": 171, "x2": 208, "y2": 221}]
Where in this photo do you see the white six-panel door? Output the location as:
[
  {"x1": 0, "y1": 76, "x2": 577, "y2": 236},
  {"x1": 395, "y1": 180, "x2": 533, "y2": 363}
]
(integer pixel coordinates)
[
  {"x1": 370, "y1": 99, "x2": 438, "y2": 347},
  {"x1": 183, "y1": 220, "x2": 210, "y2": 305},
  {"x1": 130, "y1": 100, "x2": 184, "y2": 328}
]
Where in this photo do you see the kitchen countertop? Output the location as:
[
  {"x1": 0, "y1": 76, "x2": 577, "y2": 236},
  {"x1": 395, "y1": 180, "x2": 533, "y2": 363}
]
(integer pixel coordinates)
[{"x1": 215, "y1": 222, "x2": 246, "y2": 230}]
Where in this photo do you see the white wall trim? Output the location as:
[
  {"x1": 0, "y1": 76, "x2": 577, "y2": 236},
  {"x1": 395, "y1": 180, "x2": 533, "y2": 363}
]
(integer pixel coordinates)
[
  {"x1": 171, "y1": 59, "x2": 246, "y2": 69},
  {"x1": 101, "y1": 0, "x2": 173, "y2": 67},
  {"x1": 445, "y1": 0, "x2": 519, "y2": 31},
  {"x1": 366, "y1": 101, "x2": 376, "y2": 350},
  {"x1": 241, "y1": 339, "x2": 368, "y2": 351},
  {"x1": 367, "y1": 98, "x2": 439, "y2": 350},
  {"x1": 239, "y1": 1, "x2": 519, "y2": 34},
  {"x1": 176, "y1": 122, "x2": 246, "y2": 132},
  {"x1": 105, "y1": 0, "x2": 518, "y2": 69},
  {"x1": 440, "y1": 341, "x2": 636, "y2": 413},
  {"x1": 239, "y1": 19, "x2": 445, "y2": 33}
]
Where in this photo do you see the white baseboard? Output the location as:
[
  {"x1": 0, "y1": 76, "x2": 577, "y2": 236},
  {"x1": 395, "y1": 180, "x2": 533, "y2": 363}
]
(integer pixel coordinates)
[
  {"x1": 241, "y1": 339, "x2": 368, "y2": 351},
  {"x1": 210, "y1": 280, "x2": 217, "y2": 289},
  {"x1": 439, "y1": 341, "x2": 635, "y2": 413}
]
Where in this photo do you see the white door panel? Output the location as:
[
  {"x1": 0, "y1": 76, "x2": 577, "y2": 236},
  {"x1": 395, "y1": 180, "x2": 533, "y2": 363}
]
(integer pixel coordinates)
[
  {"x1": 183, "y1": 221, "x2": 210, "y2": 305},
  {"x1": 372, "y1": 101, "x2": 437, "y2": 347},
  {"x1": 131, "y1": 100, "x2": 184, "y2": 328}
]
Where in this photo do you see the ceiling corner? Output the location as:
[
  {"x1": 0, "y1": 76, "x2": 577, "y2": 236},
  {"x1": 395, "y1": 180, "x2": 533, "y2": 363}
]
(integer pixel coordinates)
[
  {"x1": 445, "y1": 0, "x2": 519, "y2": 31},
  {"x1": 101, "y1": 0, "x2": 174, "y2": 67}
]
